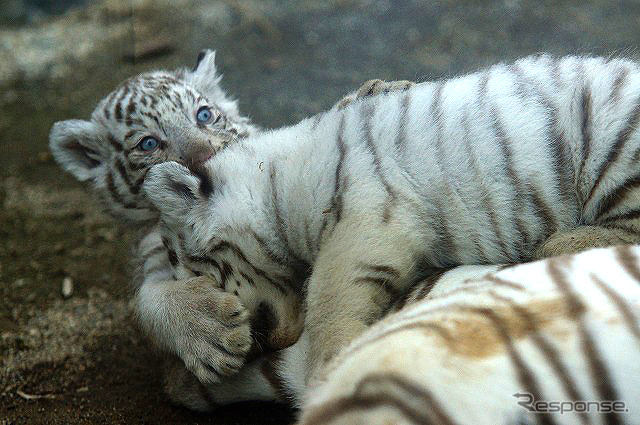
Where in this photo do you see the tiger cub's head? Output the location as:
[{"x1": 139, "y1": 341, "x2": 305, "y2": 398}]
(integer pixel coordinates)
[{"x1": 49, "y1": 50, "x2": 259, "y2": 223}]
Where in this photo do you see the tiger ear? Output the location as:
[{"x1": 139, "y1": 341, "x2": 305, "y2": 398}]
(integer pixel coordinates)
[
  {"x1": 49, "y1": 119, "x2": 107, "y2": 182},
  {"x1": 143, "y1": 162, "x2": 201, "y2": 225},
  {"x1": 185, "y1": 49, "x2": 223, "y2": 96}
]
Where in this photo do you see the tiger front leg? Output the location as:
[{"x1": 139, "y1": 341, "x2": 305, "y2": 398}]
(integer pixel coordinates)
[
  {"x1": 136, "y1": 276, "x2": 253, "y2": 384},
  {"x1": 304, "y1": 218, "x2": 418, "y2": 384}
]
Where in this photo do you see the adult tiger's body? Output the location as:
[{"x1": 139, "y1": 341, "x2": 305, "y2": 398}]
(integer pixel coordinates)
[
  {"x1": 167, "y1": 246, "x2": 640, "y2": 425},
  {"x1": 146, "y1": 54, "x2": 640, "y2": 390}
]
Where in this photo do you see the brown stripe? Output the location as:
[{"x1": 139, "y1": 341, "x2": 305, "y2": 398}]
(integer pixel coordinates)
[
  {"x1": 461, "y1": 107, "x2": 508, "y2": 260},
  {"x1": 248, "y1": 229, "x2": 288, "y2": 268},
  {"x1": 359, "y1": 263, "x2": 401, "y2": 279},
  {"x1": 477, "y1": 306, "x2": 557, "y2": 425},
  {"x1": 489, "y1": 103, "x2": 528, "y2": 260},
  {"x1": 114, "y1": 102, "x2": 123, "y2": 121},
  {"x1": 166, "y1": 250, "x2": 178, "y2": 267},
  {"x1": 332, "y1": 305, "x2": 478, "y2": 369},
  {"x1": 303, "y1": 373, "x2": 457, "y2": 425},
  {"x1": 260, "y1": 353, "x2": 291, "y2": 401},
  {"x1": 513, "y1": 62, "x2": 574, "y2": 213},
  {"x1": 352, "y1": 276, "x2": 401, "y2": 299},
  {"x1": 430, "y1": 82, "x2": 462, "y2": 263},
  {"x1": 610, "y1": 66, "x2": 630, "y2": 104},
  {"x1": 209, "y1": 240, "x2": 288, "y2": 294},
  {"x1": 615, "y1": 245, "x2": 640, "y2": 284},
  {"x1": 529, "y1": 184, "x2": 558, "y2": 236},
  {"x1": 353, "y1": 373, "x2": 456, "y2": 424},
  {"x1": 187, "y1": 255, "x2": 223, "y2": 279},
  {"x1": 483, "y1": 274, "x2": 526, "y2": 291},
  {"x1": 302, "y1": 388, "x2": 449, "y2": 425},
  {"x1": 310, "y1": 113, "x2": 323, "y2": 131},
  {"x1": 218, "y1": 260, "x2": 233, "y2": 289},
  {"x1": 602, "y1": 208, "x2": 640, "y2": 224},
  {"x1": 107, "y1": 134, "x2": 123, "y2": 152},
  {"x1": 269, "y1": 162, "x2": 289, "y2": 251},
  {"x1": 577, "y1": 84, "x2": 593, "y2": 203},
  {"x1": 361, "y1": 101, "x2": 398, "y2": 223},
  {"x1": 114, "y1": 157, "x2": 134, "y2": 189},
  {"x1": 331, "y1": 114, "x2": 347, "y2": 223},
  {"x1": 105, "y1": 171, "x2": 137, "y2": 209},
  {"x1": 113, "y1": 83, "x2": 130, "y2": 122},
  {"x1": 263, "y1": 169, "x2": 309, "y2": 286},
  {"x1": 592, "y1": 169, "x2": 640, "y2": 220},
  {"x1": 590, "y1": 272, "x2": 640, "y2": 345},
  {"x1": 143, "y1": 244, "x2": 166, "y2": 259},
  {"x1": 394, "y1": 90, "x2": 411, "y2": 152},
  {"x1": 489, "y1": 290, "x2": 591, "y2": 425},
  {"x1": 130, "y1": 169, "x2": 148, "y2": 195},
  {"x1": 403, "y1": 269, "x2": 448, "y2": 307},
  {"x1": 584, "y1": 98, "x2": 640, "y2": 210},
  {"x1": 547, "y1": 258, "x2": 622, "y2": 425},
  {"x1": 238, "y1": 271, "x2": 255, "y2": 286},
  {"x1": 126, "y1": 97, "x2": 137, "y2": 125}
]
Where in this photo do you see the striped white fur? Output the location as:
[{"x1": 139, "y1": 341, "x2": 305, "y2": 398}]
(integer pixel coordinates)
[
  {"x1": 300, "y1": 245, "x2": 640, "y2": 425},
  {"x1": 48, "y1": 47, "x2": 408, "y2": 385},
  {"x1": 145, "y1": 55, "x2": 640, "y2": 390},
  {"x1": 168, "y1": 245, "x2": 640, "y2": 425}
]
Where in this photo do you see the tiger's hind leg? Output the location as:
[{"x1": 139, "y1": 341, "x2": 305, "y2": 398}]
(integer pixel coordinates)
[
  {"x1": 535, "y1": 225, "x2": 640, "y2": 259},
  {"x1": 337, "y1": 79, "x2": 415, "y2": 109},
  {"x1": 303, "y1": 216, "x2": 419, "y2": 385}
]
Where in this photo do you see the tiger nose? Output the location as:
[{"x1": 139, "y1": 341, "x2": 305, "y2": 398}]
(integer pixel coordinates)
[{"x1": 185, "y1": 148, "x2": 214, "y2": 166}]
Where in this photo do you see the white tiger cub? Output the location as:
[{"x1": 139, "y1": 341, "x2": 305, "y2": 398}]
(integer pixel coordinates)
[
  {"x1": 48, "y1": 50, "x2": 267, "y2": 382},
  {"x1": 143, "y1": 54, "x2": 640, "y2": 387},
  {"x1": 165, "y1": 245, "x2": 640, "y2": 425},
  {"x1": 48, "y1": 48, "x2": 412, "y2": 384}
]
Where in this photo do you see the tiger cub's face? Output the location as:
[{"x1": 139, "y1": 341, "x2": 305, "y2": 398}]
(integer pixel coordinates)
[{"x1": 49, "y1": 50, "x2": 259, "y2": 223}]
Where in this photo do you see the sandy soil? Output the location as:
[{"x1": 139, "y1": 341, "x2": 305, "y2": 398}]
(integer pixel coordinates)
[{"x1": 2, "y1": 0, "x2": 640, "y2": 423}]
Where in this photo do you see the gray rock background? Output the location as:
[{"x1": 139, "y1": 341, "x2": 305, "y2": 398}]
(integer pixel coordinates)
[{"x1": 1, "y1": 0, "x2": 639, "y2": 423}]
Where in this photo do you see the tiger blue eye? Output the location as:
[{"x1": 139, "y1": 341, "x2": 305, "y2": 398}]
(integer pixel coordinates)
[
  {"x1": 138, "y1": 136, "x2": 159, "y2": 152},
  {"x1": 196, "y1": 106, "x2": 212, "y2": 123}
]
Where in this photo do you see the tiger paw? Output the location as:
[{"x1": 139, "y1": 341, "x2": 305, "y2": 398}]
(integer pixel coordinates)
[
  {"x1": 337, "y1": 79, "x2": 415, "y2": 109},
  {"x1": 163, "y1": 276, "x2": 253, "y2": 384},
  {"x1": 535, "y1": 226, "x2": 640, "y2": 260}
]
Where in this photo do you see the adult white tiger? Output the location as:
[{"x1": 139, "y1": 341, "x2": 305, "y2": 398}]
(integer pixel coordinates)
[
  {"x1": 144, "y1": 54, "x2": 640, "y2": 389},
  {"x1": 163, "y1": 245, "x2": 640, "y2": 425}
]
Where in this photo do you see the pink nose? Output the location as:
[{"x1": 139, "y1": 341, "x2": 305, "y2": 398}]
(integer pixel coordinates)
[{"x1": 190, "y1": 149, "x2": 214, "y2": 165}]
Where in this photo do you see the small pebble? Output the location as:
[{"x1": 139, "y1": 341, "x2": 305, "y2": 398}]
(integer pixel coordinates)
[{"x1": 61, "y1": 277, "x2": 73, "y2": 299}]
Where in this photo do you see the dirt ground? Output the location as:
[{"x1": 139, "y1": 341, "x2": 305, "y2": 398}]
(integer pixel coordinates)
[{"x1": 2, "y1": 0, "x2": 640, "y2": 423}]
